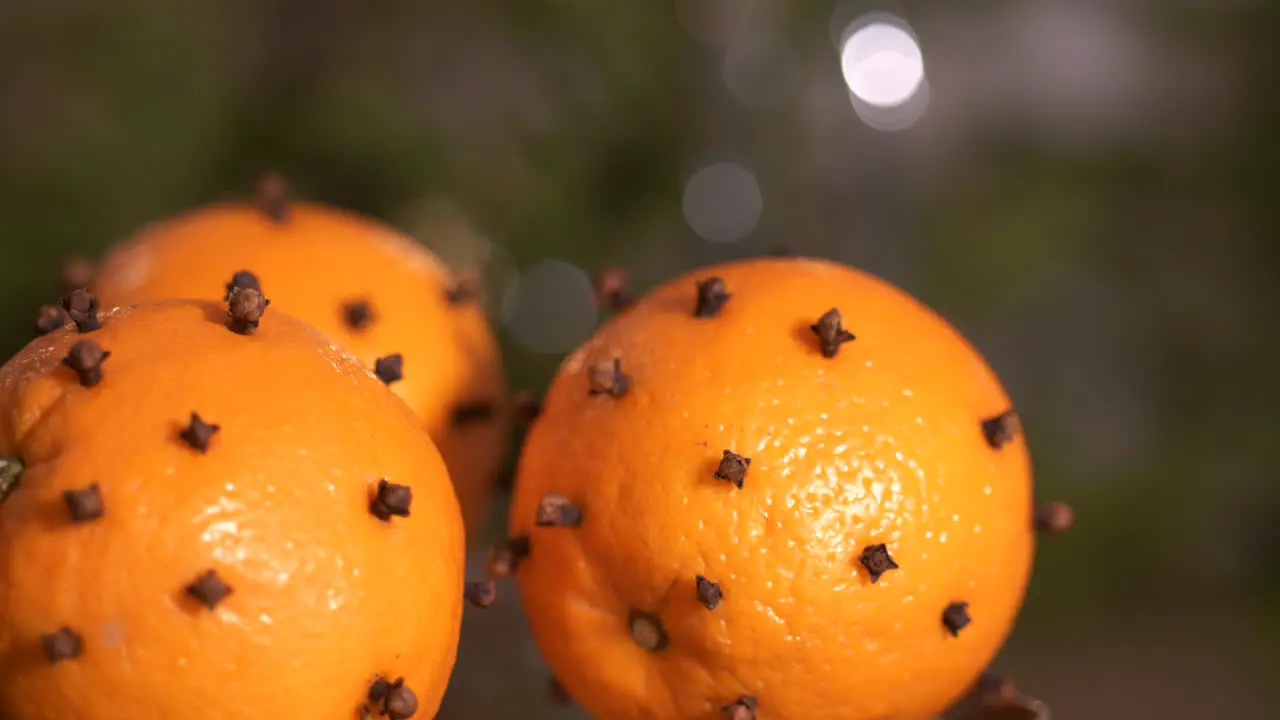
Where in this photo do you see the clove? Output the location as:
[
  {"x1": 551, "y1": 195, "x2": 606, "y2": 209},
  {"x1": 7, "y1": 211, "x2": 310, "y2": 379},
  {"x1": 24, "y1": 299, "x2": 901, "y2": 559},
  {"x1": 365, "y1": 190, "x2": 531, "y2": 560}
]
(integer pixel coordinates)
[
  {"x1": 60, "y1": 288, "x2": 101, "y2": 333},
  {"x1": 226, "y1": 287, "x2": 269, "y2": 334},
  {"x1": 694, "y1": 277, "x2": 731, "y2": 318},
  {"x1": 370, "y1": 479, "x2": 413, "y2": 521},
  {"x1": 535, "y1": 492, "x2": 582, "y2": 528},
  {"x1": 61, "y1": 340, "x2": 110, "y2": 387},
  {"x1": 374, "y1": 354, "x2": 404, "y2": 385},
  {"x1": 810, "y1": 308, "x2": 855, "y2": 358},
  {"x1": 714, "y1": 450, "x2": 751, "y2": 489},
  {"x1": 587, "y1": 359, "x2": 629, "y2": 397}
]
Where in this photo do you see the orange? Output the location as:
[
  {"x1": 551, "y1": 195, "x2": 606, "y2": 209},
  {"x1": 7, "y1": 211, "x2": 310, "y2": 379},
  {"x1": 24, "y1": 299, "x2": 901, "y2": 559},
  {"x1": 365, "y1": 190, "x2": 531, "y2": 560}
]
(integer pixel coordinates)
[
  {"x1": 0, "y1": 291, "x2": 464, "y2": 719},
  {"x1": 91, "y1": 177, "x2": 508, "y2": 533},
  {"x1": 506, "y1": 257, "x2": 1038, "y2": 720}
]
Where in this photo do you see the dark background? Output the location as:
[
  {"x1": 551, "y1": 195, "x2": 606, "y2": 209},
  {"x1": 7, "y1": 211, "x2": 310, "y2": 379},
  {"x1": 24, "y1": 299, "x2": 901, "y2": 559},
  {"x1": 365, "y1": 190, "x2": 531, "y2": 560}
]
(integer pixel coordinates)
[{"x1": 1, "y1": 2, "x2": 1276, "y2": 718}]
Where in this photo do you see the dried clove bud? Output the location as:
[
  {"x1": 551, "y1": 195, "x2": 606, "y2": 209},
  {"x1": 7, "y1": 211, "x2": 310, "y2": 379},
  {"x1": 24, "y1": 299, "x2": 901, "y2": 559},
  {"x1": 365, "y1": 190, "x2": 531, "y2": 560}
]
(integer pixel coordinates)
[
  {"x1": 41, "y1": 627, "x2": 83, "y2": 663},
  {"x1": 60, "y1": 288, "x2": 101, "y2": 333},
  {"x1": 536, "y1": 492, "x2": 582, "y2": 528},
  {"x1": 943, "y1": 601, "x2": 971, "y2": 637},
  {"x1": 179, "y1": 412, "x2": 220, "y2": 453},
  {"x1": 721, "y1": 696, "x2": 758, "y2": 720},
  {"x1": 981, "y1": 411, "x2": 1021, "y2": 449},
  {"x1": 695, "y1": 575, "x2": 723, "y2": 610},
  {"x1": 59, "y1": 256, "x2": 95, "y2": 291},
  {"x1": 255, "y1": 171, "x2": 290, "y2": 222},
  {"x1": 61, "y1": 340, "x2": 110, "y2": 387},
  {"x1": 587, "y1": 359, "x2": 629, "y2": 397},
  {"x1": 771, "y1": 244, "x2": 799, "y2": 257},
  {"x1": 446, "y1": 274, "x2": 480, "y2": 305},
  {"x1": 464, "y1": 580, "x2": 497, "y2": 608},
  {"x1": 342, "y1": 299, "x2": 375, "y2": 331},
  {"x1": 1034, "y1": 501, "x2": 1074, "y2": 534},
  {"x1": 512, "y1": 390, "x2": 541, "y2": 425},
  {"x1": 370, "y1": 479, "x2": 413, "y2": 521},
  {"x1": 451, "y1": 400, "x2": 495, "y2": 426},
  {"x1": 368, "y1": 677, "x2": 419, "y2": 720},
  {"x1": 186, "y1": 569, "x2": 233, "y2": 610},
  {"x1": 374, "y1": 354, "x2": 404, "y2": 385},
  {"x1": 714, "y1": 450, "x2": 751, "y2": 489},
  {"x1": 694, "y1": 277, "x2": 732, "y2": 318},
  {"x1": 0, "y1": 455, "x2": 22, "y2": 503},
  {"x1": 486, "y1": 535, "x2": 531, "y2": 579},
  {"x1": 627, "y1": 608, "x2": 669, "y2": 652},
  {"x1": 223, "y1": 271, "x2": 260, "y2": 301},
  {"x1": 592, "y1": 267, "x2": 632, "y2": 311},
  {"x1": 858, "y1": 543, "x2": 899, "y2": 583},
  {"x1": 226, "y1": 287, "x2": 269, "y2": 334},
  {"x1": 810, "y1": 308, "x2": 855, "y2": 358},
  {"x1": 35, "y1": 305, "x2": 69, "y2": 335},
  {"x1": 63, "y1": 484, "x2": 105, "y2": 523}
]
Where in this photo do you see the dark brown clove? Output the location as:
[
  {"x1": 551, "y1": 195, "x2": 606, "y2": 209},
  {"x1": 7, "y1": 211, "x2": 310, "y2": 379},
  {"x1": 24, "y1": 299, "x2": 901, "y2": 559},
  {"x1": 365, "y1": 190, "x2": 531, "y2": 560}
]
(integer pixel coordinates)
[
  {"x1": 368, "y1": 677, "x2": 418, "y2": 720},
  {"x1": 446, "y1": 274, "x2": 480, "y2": 305},
  {"x1": 226, "y1": 287, "x2": 270, "y2": 334},
  {"x1": 186, "y1": 569, "x2": 233, "y2": 610},
  {"x1": 61, "y1": 340, "x2": 110, "y2": 387},
  {"x1": 464, "y1": 580, "x2": 497, "y2": 609},
  {"x1": 60, "y1": 288, "x2": 101, "y2": 333},
  {"x1": 256, "y1": 171, "x2": 291, "y2": 222},
  {"x1": 342, "y1": 299, "x2": 375, "y2": 331},
  {"x1": 627, "y1": 608, "x2": 669, "y2": 652},
  {"x1": 771, "y1": 244, "x2": 799, "y2": 257},
  {"x1": 0, "y1": 455, "x2": 22, "y2": 503},
  {"x1": 512, "y1": 390, "x2": 541, "y2": 425},
  {"x1": 981, "y1": 411, "x2": 1021, "y2": 449},
  {"x1": 63, "y1": 484, "x2": 104, "y2": 523},
  {"x1": 223, "y1": 271, "x2": 261, "y2": 301},
  {"x1": 858, "y1": 543, "x2": 899, "y2": 583},
  {"x1": 695, "y1": 575, "x2": 723, "y2": 609},
  {"x1": 370, "y1": 479, "x2": 413, "y2": 521},
  {"x1": 810, "y1": 308, "x2": 855, "y2": 358},
  {"x1": 587, "y1": 359, "x2": 629, "y2": 397},
  {"x1": 721, "y1": 696, "x2": 758, "y2": 720},
  {"x1": 486, "y1": 535, "x2": 531, "y2": 579},
  {"x1": 592, "y1": 267, "x2": 632, "y2": 312},
  {"x1": 374, "y1": 354, "x2": 404, "y2": 385},
  {"x1": 35, "y1": 305, "x2": 69, "y2": 335},
  {"x1": 1034, "y1": 501, "x2": 1074, "y2": 534},
  {"x1": 179, "y1": 412, "x2": 220, "y2": 453},
  {"x1": 694, "y1": 277, "x2": 732, "y2": 318},
  {"x1": 41, "y1": 627, "x2": 83, "y2": 663},
  {"x1": 59, "y1": 255, "x2": 96, "y2": 291},
  {"x1": 942, "y1": 601, "x2": 971, "y2": 636},
  {"x1": 535, "y1": 492, "x2": 582, "y2": 528},
  {"x1": 714, "y1": 450, "x2": 751, "y2": 489},
  {"x1": 451, "y1": 400, "x2": 494, "y2": 426}
]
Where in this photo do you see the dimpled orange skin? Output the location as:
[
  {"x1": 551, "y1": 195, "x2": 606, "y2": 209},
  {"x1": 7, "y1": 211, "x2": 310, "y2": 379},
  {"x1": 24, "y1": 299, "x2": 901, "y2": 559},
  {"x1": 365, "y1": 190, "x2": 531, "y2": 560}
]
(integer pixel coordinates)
[
  {"x1": 91, "y1": 202, "x2": 508, "y2": 533},
  {"x1": 510, "y1": 257, "x2": 1034, "y2": 720},
  {"x1": 0, "y1": 299, "x2": 464, "y2": 719}
]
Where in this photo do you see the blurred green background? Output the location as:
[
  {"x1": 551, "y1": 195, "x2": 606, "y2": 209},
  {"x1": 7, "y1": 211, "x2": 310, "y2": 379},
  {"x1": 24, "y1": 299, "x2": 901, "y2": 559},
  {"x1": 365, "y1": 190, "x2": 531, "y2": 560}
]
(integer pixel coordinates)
[{"x1": 1, "y1": 1, "x2": 1276, "y2": 718}]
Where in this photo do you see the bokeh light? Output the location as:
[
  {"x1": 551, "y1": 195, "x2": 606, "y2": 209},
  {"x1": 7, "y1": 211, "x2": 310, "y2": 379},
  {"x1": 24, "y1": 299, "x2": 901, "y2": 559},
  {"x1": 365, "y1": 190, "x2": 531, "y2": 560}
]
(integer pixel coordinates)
[
  {"x1": 501, "y1": 259, "x2": 599, "y2": 355},
  {"x1": 850, "y1": 77, "x2": 931, "y2": 132},
  {"x1": 838, "y1": 14, "x2": 926, "y2": 110},
  {"x1": 681, "y1": 161, "x2": 763, "y2": 243}
]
